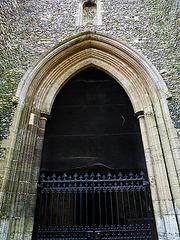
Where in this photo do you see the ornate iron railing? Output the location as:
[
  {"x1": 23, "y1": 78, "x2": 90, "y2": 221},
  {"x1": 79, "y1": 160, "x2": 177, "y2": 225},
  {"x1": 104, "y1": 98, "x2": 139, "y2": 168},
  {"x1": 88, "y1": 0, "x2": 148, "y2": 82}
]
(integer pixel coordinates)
[{"x1": 34, "y1": 172, "x2": 156, "y2": 239}]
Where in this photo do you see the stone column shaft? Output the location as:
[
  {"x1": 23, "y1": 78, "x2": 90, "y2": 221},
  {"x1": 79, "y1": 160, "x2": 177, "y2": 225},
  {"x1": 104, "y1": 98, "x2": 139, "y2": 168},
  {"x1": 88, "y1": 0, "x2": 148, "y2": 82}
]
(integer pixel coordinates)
[{"x1": 137, "y1": 112, "x2": 180, "y2": 240}]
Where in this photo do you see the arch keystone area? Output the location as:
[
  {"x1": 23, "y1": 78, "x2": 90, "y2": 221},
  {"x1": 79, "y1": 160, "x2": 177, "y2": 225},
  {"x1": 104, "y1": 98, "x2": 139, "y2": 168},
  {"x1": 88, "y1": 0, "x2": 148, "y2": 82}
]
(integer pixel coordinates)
[{"x1": 1, "y1": 32, "x2": 180, "y2": 239}]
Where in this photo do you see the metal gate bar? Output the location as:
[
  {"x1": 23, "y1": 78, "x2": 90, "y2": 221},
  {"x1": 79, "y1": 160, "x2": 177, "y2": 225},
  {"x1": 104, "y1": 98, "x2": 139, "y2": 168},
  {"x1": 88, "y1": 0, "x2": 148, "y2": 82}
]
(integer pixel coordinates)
[{"x1": 35, "y1": 172, "x2": 155, "y2": 239}]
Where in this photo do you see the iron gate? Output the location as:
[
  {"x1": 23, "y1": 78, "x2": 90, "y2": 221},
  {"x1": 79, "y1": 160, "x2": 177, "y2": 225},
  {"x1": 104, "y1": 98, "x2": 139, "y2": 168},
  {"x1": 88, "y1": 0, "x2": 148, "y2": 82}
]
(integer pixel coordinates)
[{"x1": 34, "y1": 172, "x2": 156, "y2": 239}]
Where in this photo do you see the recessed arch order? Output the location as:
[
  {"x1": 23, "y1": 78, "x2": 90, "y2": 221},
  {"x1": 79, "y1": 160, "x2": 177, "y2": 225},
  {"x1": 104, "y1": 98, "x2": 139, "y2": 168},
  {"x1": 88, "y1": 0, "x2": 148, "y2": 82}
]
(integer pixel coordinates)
[
  {"x1": 17, "y1": 31, "x2": 170, "y2": 113},
  {"x1": 1, "y1": 31, "x2": 180, "y2": 240}
]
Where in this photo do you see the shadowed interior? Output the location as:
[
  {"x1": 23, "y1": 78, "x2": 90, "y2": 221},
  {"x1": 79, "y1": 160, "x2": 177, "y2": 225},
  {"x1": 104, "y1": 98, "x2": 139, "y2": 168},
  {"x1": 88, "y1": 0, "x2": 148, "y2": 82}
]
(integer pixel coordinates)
[{"x1": 41, "y1": 67, "x2": 146, "y2": 173}]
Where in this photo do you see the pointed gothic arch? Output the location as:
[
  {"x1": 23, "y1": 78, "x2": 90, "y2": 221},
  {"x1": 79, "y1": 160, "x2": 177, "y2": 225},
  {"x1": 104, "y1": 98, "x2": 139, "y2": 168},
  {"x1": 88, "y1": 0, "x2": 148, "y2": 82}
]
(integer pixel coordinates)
[{"x1": 1, "y1": 32, "x2": 180, "y2": 239}]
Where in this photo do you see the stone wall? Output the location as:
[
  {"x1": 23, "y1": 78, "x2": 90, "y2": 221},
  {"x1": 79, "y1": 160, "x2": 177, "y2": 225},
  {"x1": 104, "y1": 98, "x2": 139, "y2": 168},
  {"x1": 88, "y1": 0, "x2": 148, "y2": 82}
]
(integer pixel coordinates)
[
  {"x1": 0, "y1": 0, "x2": 179, "y2": 150},
  {"x1": 0, "y1": 1, "x2": 180, "y2": 235}
]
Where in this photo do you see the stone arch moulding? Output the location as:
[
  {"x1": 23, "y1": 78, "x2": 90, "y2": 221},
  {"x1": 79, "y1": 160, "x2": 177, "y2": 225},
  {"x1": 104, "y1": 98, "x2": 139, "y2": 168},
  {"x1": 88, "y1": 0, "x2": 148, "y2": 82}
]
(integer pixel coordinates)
[{"x1": 1, "y1": 32, "x2": 180, "y2": 240}]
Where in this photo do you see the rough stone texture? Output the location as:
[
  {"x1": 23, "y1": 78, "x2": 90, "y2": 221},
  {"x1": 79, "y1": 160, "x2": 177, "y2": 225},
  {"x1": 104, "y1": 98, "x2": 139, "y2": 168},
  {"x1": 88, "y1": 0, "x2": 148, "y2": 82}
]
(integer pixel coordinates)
[
  {"x1": 0, "y1": 0, "x2": 179, "y2": 162},
  {"x1": 0, "y1": 3, "x2": 179, "y2": 235}
]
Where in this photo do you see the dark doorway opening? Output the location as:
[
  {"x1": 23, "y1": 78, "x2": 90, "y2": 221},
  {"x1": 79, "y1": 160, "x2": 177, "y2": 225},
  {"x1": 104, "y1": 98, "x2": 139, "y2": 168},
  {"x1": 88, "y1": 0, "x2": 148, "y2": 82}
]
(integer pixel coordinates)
[
  {"x1": 40, "y1": 67, "x2": 146, "y2": 173},
  {"x1": 33, "y1": 67, "x2": 157, "y2": 239}
]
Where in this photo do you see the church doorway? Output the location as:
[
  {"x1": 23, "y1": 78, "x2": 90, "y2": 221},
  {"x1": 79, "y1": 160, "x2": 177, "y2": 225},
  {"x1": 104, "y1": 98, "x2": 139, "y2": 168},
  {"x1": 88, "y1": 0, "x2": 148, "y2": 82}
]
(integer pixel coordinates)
[{"x1": 33, "y1": 67, "x2": 157, "y2": 239}]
